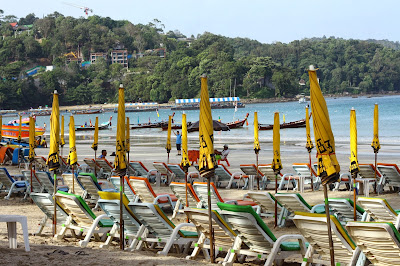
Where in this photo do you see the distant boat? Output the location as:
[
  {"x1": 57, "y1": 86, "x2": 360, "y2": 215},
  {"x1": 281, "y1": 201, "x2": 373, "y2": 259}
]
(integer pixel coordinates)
[
  {"x1": 75, "y1": 116, "x2": 112, "y2": 131},
  {"x1": 298, "y1": 96, "x2": 307, "y2": 103},
  {"x1": 73, "y1": 109, "x2": 103, "y2": 115},
  {"x1": 259, "y1": 119, "x2": 306, "y2": 130},
  {"x1": 2, "y1": 125, "x2": 45, "y2": 139},
  {"x1": 225, "y1": 113, "x2": 249, "y2": 129}
]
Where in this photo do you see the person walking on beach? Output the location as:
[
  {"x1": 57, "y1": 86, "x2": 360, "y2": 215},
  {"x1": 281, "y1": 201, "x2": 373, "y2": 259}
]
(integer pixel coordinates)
[
  {"x1": 174, "y1": 131, "x2": 182, "y2": 156},
  {"x1": 98, "y1": 150, "x2": 107, "y2": 159}
]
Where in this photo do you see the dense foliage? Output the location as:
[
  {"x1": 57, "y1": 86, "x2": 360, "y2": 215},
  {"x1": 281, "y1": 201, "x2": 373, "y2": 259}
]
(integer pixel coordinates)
[{"x1": 1, "y1": 11, "x2": 400, "y2": 109}]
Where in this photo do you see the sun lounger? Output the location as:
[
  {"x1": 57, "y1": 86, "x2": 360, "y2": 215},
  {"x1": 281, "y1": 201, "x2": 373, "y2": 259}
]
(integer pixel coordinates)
[
  {"x1": 77, "y1": 173, "x2": 115, "y2": 207},
  {"x1": 328, "y1": 198, "x2": 368, "y2": 224},
  {"x1": 128, "y1": 202, "x2": 198, "y2": 255},
  {"x1": 95, "y1": 158, "x2": 114, "y2": 179},
  {"x1": 293, "y1": 212, "x2": 365, "y2": 266},
  {"x1": 30, "y1": 192, "x2": 70, "y2": 236},
  {"x1": 170, "y1": 182, "x2": 202, "y2": 218},
  {"x1": 97, "y1": 191, "x2": 143, "y2": 249},
  {"x1": 129, "y1": 176, "x2": 178, "y2": 208},
  {"x1": 21, "y1": 170, "x2": 42, "y2": 193},
  {"x1": 239, "y1": 164, "x2": 264, "y2": 190},
  {"x1": 246, "y1": 192, "x2": 287, "y2": 227},
  {"x1": 355, "y1": 164, "x2": 383, "y2": 196},
  {"x1": 109, "y1": 176, "x2": 137, "y2": 202},
  {"x1": 54, "y1": 191, "x2": 113, "y2": 246},
  {"x1": 62, "y1": 173, "x2": 85, "y2": 197},
  {"x1": 257, "y1": 164, "x2": 283, "y2": 190},
  {"x1": 377, "y1": 163, "x2": 400, "y2": 191},
  {"x1": 192, "y1": 182, "x2": 258, "y2": 211},
  {"x1": 167, "y1": 163, "x2": 199, "y2": 183},
  {"x1": 357, "y1": 197, "x2": 400, "y2": 229},
  {"x1": 33, "y1": 156, "x2": 48, "y2": 171},
  {"x1": 218, "y1": 202, "x2": 307, "y2": 265},
  {"x1": 153, "y1": 162, "x2": 173, "y2": 185},
  {"x1": 83, "y1": 158, "x2": 101, "y2": 174},
  {"x1": 346, "y1": 221, "x2": 400, "y2": 265},
  {"x1": 275, "y1": 193, "x2": 325, "y2": 216},
  {"x1": 0, "y1": 167, "x2": 28, "y2": 199},
  {"x1": 289, "y1": 163, "x2": 321, "y2": 191},
  {"x1": 35, "y1": 171, "x2": 68, "y2": 194},
  {"x1": 215, "y1": 163, "x2": 242, "y2": 189},
  {"x1": 128, "y1": 161, "x2": 157, "y2": 180}
]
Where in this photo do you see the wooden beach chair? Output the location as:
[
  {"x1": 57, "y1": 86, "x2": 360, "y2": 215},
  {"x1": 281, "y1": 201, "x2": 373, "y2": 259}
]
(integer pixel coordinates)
[
  {"x1": 275, "y1": 193, "x2": 325, "y2": 217},
  {"x1": 97, "y1": 191, "x2": 143, "y2": 249},
  {"x1": 346, "y1": 222, "x2": 400, "y2": 265},
  {"x1": 357, "y1": 197, "x2": 400, "y2": 229},
  {"x1": 192, "y1": 182, "x2": 258, "y2": 211},
  {"x1": 293, "y1": 212, "x2": 365, "y2": 266},
  {"x1": 54, "y1": 191, "x2": 113, "y2": 246},
  {"x1": 377, "y1": 163, "x2": 400, "y2": 191},
  {"x1": 30, "y1": 192, "x2": 70, "y2": 236},
  {"x1": 170, "y1": 182, "x2": 202, "y2": 218},
  {"x1": 0, "y1": 167, "x2": 28, "y2": 199},
  {"x1": 218, "y1": 202, "x2": 307, "y2": 265},
  {"x1": 129, "y1": 176, "x2": 178, "y2": 208},
  {"x1": 109, "y1": 176, "x2": 137, "y2": 202},
  {"x1": 128, "y1": 202, "x2": 198, "y2": 255},
  {"x1": 215, "y1": 163, "x2": 242, "y2": 189},
  {"x1": 246, "y1": 191, "x2": 288, "y2": 227},
  {"x1": 95, "y1": 158, "x2": 114, "y2": 179},
  {"x1": 328, "y1": 198, "x2": 368, "y2": 224}
]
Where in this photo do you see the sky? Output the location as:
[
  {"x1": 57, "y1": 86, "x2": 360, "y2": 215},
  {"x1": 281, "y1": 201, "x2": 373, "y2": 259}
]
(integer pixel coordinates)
[{"x1": 2, "y1": 0, "x2": 399, "y2": 44}]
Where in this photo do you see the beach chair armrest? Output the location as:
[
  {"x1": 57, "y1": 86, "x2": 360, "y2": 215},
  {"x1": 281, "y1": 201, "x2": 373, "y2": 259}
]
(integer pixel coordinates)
[
  {"x1": 273, "y1": 234, "x2": 307, "y2": 252},
  {"x1": 310, "y1": 203, "x2": 325, "y2": 213},
  {"x1": 242, "y1": 193, "x2": 248, "y2": 201},
  {"x1": 339, "y1": 173, "x2": 351, "y2": 181},
  {"x1": 225, "y1": 200, "x2": 237, "y2": 205},
  {"x1": 188, "y1": 172, "x2": 199, "y2": 179},
  {"x1": 148, "y1": 169, "x2": 158, "y2": 176},
  {"x1": 14, "y1": 181, "x2": 28, "y2": 187},
  {"x1": 232, "y1": 172, "x2": 242, "y2": 179},
  {"x1": 154, "y1": 194, "x2": 174, "y2": 206},
  {"x1": 282, "y1": 173, "x2": 294, "y2": 179},
  {"x1": 173, "y1": 222, "x2": 195, "y2": 231},
  {"x1": 395, "y1": 212, "x2": 400, "y2": 230}
]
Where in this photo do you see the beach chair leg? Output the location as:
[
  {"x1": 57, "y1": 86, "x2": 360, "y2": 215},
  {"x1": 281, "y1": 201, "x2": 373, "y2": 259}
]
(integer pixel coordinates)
[
  {"x1": 349, "y1": 247, "x2": 362, "y2": 266},
  {"x1": 127, "y1": 225, "x2": 146, "y2": 251},
  {"x1": 186, "y1": 233, "x2": 205, "y2": 260},
  {"x1": 172, "y1": 199, "x2": 181, "y2": 219},
  {"x1": 182, "y1": 241, "x2": 191, "y2": 254},
  {"x1": 135, "y1": 228, "x2": 149, "y2": 251},
  {"x1": 100, "y1": 224, "x2": 118, "y2": 248},
  {"x1": 34, "y1": 216, "x2": 48, "y2": 236},
  {"x1": 79, "y1": 214, "x2": 107, "y2": 248},
  {"x1": 223, "y1": 236, "x2": 241, "y2": 266},
  {"x1": 5, "y1": 182, "x2": 17, "y2": 199},
  {"x1": 158, "y1": 228, "x2": 181, "y2": 255},
  {"x1": 301, "y1": 245, "x2": 314, "y2": 266}
]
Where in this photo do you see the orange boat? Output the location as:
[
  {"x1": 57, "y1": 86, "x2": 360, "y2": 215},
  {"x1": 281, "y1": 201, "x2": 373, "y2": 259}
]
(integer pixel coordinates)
[{"x1": 1, "y1": 124, "x2": 45, "y2": 140}]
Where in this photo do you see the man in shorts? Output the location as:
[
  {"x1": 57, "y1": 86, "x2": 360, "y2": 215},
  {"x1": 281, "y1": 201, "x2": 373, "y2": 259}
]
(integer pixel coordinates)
[{"x1": 174, "y1": 131, "x2": 182, "y2": 156}]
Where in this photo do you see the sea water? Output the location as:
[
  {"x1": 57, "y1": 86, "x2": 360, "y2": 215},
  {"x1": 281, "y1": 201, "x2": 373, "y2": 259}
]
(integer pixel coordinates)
[{"x1": 27, "y1": 95, "x2": 400, "y2": 145}]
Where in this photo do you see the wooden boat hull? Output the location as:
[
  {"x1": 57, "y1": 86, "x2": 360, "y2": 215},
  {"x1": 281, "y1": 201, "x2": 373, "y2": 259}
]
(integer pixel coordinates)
[
  {"x1": 259, "y1": 119, "x2": 306, "y2": 130},
  {"x1": 226, "y1": 113, "x2": 249, "y2": 129},
  {"x1": 73, "y1": 109, "x2": 102, "y2": 115},
  {"x1": 2, "y1": 125, "x2": 45, "y2": 139}
]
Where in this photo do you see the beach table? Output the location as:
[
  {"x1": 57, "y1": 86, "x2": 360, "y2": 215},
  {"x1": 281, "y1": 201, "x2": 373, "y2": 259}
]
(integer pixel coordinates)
[{"x1": 0, "y1": 215, "x2": 30, "y2": 251}]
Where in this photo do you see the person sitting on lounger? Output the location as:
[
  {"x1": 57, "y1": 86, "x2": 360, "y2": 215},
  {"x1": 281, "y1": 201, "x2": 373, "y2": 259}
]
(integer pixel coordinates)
[
  {"x1": 98, "y1": 150, "x2": 107, "y2": 159},
  {"x1": 215, "y1": 144, "x2": 230, "y2": 160}
]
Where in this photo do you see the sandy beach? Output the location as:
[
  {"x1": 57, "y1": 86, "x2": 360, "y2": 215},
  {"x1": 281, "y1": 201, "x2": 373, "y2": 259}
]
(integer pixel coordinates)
[{"x1": 1, "y1": 136, "x2": 400, "y2": 265}]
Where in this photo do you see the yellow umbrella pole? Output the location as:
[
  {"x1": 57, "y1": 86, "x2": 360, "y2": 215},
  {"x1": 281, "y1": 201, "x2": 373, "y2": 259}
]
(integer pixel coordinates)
[
  {"x1": 181, "y1": 113, "x2": 189, "y2": 208},
  {"x1": 126, "y1": 116, "x2": 130, "y2": 178},
  {"x1": 166, "y1": 115, "x2": 172, "y2": 165},
  {"x1": 272, "y1": 112, "x2": 282, "y2": 227},
  {"x1": 29, "y1": 116, "x2": 35, "y2": 198},
  {"x1": 350, "y1": 108, "x2": 360, "y2": 221},
  {"x1": 92, "y1": 117, "x2": 99, "y2": 177},
  {"x1": 371, "y1": 104, "x2": 380, "y2": 194},
  {"x1": 254, "y1": 112, "x2": 261, "y2": 190}
]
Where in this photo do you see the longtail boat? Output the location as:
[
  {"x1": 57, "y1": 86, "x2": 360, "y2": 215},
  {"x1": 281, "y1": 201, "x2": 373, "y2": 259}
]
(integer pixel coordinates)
[
  {"x1": 130, "y1": 122, "x2": 163, "y2": 129},
  {"x1": 75, "y1": 117, "x2": 112, "y2": 131},
  {"x1": 2, "y1": 125, "x2": 45, "y2": 139},
  {"x1": 226, "y1": 113, "x2": 249, "y2": 129},
  {"x1": 258, "y1": 119, "x2": 306, "y2": 130},
  {"x1": 73, "y1": 109, "x2": 103, "y2": 115}
]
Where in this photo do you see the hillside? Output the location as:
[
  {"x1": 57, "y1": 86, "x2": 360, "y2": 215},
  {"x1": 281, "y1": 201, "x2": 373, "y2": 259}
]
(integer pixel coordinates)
[{"x1": 1, "y1": 11, "x2": 400, "y2": 109}]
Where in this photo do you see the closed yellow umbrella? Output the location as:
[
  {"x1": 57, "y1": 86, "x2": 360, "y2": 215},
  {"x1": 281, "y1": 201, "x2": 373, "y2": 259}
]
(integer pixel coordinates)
[
  {"x1": 29, "y1": 116, "x2": 35, "y2": 195},
  {"x1": 47, "y1": 90, "x2": 60, "y2": 236},
  {"x1": 272, "y1": 112, "x2": 282, "y2": 227},
  {"x1": 305, "y1": 106, "x2": 314, "y2": 191},
  {"x1": 0, "y1": 115, "x2": 2, "y2": 140},
  {"x1": 115, "y1": 84, "x2": 126, "y2": 250},
  {"x1": 17, "y1": 115, "x2": 22, "y2": 143},
  {"x1": 126, "y1": 116, "x2": 130, "y2": 175},
  {"x1": 309, "y1": 65, "x2": 339, "y2": 265},
  {"x1": 180, "y1": 113, "x2": 190, "y2": 208},
  {"x1": 199, "y1": 74, "x2": 217, "y2": 263},
  {"x1": 371, "y1": 104, "x2": 380, "y2": 190},
  {"x1": 254, "y1": 112, "x2": 261, "y2": 189},
  {"x1": 68, "y1": 116, "x2": 78, "y2": 193},
  {"x1": 350, "y1": 108, "x2": 359, "y2": 221},
  {"x1": 91, "y1": 116, "x2": 99, "y2": 176},
  {"x1": 166, "y1": 115, "x2": 172, "y2": 163}
]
